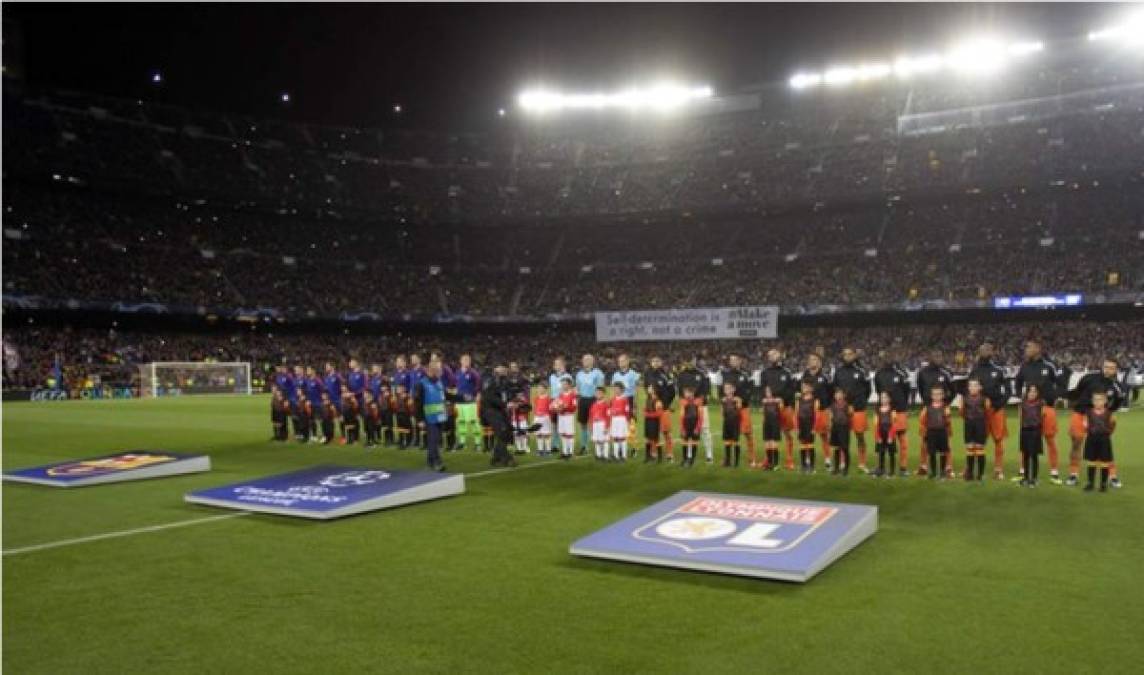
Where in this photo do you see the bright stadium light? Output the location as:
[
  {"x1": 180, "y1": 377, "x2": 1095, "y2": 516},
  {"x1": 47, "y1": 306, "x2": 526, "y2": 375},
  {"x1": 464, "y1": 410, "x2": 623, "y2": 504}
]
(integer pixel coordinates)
[
  {"x1": 823, "y1": 67, "x2": 858, "y2": 86},
  {"x1": 516, "y1": 83, "x2": 713, "y2": 113},
  {"x1": 791, "y1": 36, "x2": 1043, "y2": 90},
  {"x1": 789, "y1": 72, "x2": 822, "y2": 89},
  {"x1": 1008, "y1": 41, "x2": 1044, "y2": 57},
  {"x1": 946, "y1": 39, "x2": 1008, "y2": 75},
  {"x1": 1088, "y1": 11, "x2": 1144, "y2": 48},
  {"x1": 893, "y1": 54, "x2": 945, "y2": 79}
]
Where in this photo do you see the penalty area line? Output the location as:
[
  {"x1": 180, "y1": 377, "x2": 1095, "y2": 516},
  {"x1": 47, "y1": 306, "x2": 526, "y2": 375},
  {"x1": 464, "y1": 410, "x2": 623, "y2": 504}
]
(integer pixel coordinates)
[{"x1": 2, "y1": 457, "x2": 571, "y2": 557}]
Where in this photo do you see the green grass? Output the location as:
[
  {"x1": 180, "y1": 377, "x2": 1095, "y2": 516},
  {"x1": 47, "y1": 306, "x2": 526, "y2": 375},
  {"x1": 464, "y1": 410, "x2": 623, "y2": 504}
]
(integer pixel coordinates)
[{"x1": 3, "y1": 395, "x2": 1143, "y2": 674}]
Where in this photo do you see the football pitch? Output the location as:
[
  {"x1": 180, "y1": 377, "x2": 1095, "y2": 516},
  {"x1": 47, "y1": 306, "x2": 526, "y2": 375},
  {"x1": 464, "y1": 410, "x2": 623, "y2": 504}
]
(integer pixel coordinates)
[{"x1": 4, "y1": 396, "x2": 1143, "y2": 674}]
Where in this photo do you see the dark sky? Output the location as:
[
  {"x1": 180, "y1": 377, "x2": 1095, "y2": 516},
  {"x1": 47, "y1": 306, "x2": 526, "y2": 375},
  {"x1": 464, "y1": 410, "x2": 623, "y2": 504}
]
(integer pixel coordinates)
[{"x1": 5, "y1": 2, "x2": 1132, "y2": 130}]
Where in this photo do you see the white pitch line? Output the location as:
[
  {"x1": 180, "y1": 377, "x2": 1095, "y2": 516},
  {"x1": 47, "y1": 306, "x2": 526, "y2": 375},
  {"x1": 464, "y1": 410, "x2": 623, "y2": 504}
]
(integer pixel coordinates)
[
  {"x1": 2, "y1": 457, "x2": 571, "y2": 557},
  {"x1": 2, "y1": 512, "x2": 252, "y2": 557}
]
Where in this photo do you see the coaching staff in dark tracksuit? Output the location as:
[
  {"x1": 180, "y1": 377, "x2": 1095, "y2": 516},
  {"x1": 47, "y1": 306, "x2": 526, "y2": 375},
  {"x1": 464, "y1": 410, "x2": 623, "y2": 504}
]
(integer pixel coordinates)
[{"x1": 833, "y1": 347, "x2": 871, "y2": 472}]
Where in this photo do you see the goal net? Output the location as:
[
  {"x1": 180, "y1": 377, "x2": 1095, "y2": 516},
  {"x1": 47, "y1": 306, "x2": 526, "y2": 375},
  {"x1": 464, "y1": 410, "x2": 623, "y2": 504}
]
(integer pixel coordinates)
[{"x1": 139, "y1": 362, "x2": 252, "y2": 397}]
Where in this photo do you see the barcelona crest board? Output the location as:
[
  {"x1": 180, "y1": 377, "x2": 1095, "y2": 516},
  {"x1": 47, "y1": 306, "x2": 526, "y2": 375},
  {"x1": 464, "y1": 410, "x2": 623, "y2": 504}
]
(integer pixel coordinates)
[
  {"x1": 4, "y1": 451, "x2": 211, "y2": 487},
  {"x1": 570, "y1": 491, "x2": 877, "y2": 583}
]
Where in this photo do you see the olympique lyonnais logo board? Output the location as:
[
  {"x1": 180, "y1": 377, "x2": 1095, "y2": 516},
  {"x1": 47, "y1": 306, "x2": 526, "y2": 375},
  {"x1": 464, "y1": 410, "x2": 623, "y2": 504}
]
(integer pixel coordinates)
[
  {"x1": 570, "y1": 491, "x2": 877, "y2": 583},
  {"x1": 3, "y1": 451, "x2": 211, "y2": 487},
  {"x1": 185, "y1": 465, "x2": 465, "y2": 520}
]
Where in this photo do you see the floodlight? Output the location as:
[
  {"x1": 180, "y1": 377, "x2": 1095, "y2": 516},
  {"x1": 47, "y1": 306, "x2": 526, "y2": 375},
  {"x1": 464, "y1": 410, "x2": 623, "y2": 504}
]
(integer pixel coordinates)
[
  {"x1": 946, "y1": 39, "x2": 1007, "y2": 75},
  {"x1": 788, "y1": 72, "x2": 822, "y2": 89},
  {"x1": 1008, "y1": 41, "x2": 1044, "y2": 56},
  {"x1": 516, "y1": 83, "x2": 712, "y2": 113},
  {"x1": 1088, "y1": 11, "x2": 1144, "y2": 47}
]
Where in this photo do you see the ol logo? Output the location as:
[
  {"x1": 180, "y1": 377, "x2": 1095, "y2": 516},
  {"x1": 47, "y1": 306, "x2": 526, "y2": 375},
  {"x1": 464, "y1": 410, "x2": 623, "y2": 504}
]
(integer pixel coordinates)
[
  {"x1": 320, "y1": 470, "x2": 391, "y2": 488},
  {"x1": 656, "y1": 517, "x2": 737, "y2": 540}
]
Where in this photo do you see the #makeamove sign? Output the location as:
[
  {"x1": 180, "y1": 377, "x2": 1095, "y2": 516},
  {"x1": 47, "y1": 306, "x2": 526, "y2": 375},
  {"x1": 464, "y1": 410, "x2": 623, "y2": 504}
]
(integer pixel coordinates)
[{"x1": 595, "y1": 306, "x2": 778, "y2": 343}]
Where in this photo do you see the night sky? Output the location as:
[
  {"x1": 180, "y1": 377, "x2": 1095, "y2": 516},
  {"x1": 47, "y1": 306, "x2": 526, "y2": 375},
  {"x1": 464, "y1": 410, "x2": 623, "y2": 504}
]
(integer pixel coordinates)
[{"x1": 5, "y1": 3, "x2": 1132, "y2": 130}]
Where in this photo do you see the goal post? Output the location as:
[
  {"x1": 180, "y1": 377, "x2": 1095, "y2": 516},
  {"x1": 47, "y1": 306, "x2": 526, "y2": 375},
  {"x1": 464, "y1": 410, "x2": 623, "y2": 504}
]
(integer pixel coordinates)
[{"x1": 139, "y1": 362, "x2": 253, "y2": 398}]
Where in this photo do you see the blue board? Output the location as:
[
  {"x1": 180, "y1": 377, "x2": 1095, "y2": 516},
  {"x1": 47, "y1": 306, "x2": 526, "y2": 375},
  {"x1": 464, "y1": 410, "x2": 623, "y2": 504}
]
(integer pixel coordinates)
[
  {"x1": 3, "y1": 451, "x2": 211, "y2": 487},
  {"x1": 570, "y1": 491, "x2": 877, "y2": 582},
  {"x1": 185, "y1": 465, "x2": 465, "y2": 520}
]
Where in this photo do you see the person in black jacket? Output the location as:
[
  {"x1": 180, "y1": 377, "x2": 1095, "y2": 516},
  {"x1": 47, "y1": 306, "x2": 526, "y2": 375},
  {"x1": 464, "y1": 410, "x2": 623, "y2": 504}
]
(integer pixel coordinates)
[
  {"x1": 916, "y1": 350, "x2": 955, "y2": 476},
  {"x1": 969, "y1": 343, "x2": 1010, "y2": 479},
  {"x1": 833, "y1": 347, "x2": 871, "y2": 473},
  {"x1": 762, "y1": 349, "x2": 797, "y2": 468},
  {"x1": 480, "y1": 365, "x2": 517, "y2": 468},
  {"x1": 874, "y1": 349, "x2": 912, "y2": 477},
  {"x1": 1014, "y1": 340, "x2": 1070, "y2": 483},
  {"x1": 1067, "y1": 358, "x2": 1126, "y2": 488},
  {"x1": 645, "y1": 356, "x2": 677, "y2": 459}
]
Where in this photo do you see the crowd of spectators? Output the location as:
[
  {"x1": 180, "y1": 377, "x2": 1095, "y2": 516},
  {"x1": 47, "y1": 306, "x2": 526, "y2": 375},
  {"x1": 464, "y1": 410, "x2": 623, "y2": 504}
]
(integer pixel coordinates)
[
  {"x1": 4, "y1": 182, "x2": 1141, "y2": 316},
  {"x1": 3, "y1": 61, "x2": 1142, "y2": 392}
]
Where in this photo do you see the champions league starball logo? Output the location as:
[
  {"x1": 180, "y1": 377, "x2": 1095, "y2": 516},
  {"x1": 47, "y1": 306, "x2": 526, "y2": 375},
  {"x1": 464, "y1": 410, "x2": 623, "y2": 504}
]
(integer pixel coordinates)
[{"x1": 319, "y1": 470, "x2": 391, "y2": 488}]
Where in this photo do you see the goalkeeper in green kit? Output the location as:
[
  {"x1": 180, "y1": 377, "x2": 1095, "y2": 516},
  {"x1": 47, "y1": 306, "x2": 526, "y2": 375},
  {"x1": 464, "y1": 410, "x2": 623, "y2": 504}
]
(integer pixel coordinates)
[{"x1": 454, "y1": 354, "x2": 483, "y2": 451}]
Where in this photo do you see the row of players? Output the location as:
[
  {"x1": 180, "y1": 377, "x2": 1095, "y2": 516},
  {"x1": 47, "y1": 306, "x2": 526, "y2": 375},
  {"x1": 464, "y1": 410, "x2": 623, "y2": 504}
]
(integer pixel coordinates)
[{"x1": 268, "y1": 343, "x2": 1126, "y2": 491}]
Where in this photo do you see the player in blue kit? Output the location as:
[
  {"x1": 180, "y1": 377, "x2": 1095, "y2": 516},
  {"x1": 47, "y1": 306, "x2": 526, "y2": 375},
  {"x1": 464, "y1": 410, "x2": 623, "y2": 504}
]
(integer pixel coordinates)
[
  {"x1": 323, "y1": 362, "x2": 344, "y2": 441},
  {"x1": 304, "y1": 367, "x2": 326, "y2": 442},
  {"x1": 347, "y1": 359, "x2": 367, "y2": 410}
]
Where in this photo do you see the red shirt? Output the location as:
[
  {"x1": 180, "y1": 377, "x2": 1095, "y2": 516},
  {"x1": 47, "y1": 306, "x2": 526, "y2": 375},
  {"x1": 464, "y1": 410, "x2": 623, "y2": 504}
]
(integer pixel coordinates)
[
  {"x1": 589, "y1": 400, "x2": 609, "y2": 423},
  {"x1": 609, "y1": 396, "x2": 630, "y2": 419},
  {"x1": 535, "y1": 395, "x2": 551, "y2": 416},
  {"x1": 558, "y1": 391, "x2": 578, "y2": 415}
]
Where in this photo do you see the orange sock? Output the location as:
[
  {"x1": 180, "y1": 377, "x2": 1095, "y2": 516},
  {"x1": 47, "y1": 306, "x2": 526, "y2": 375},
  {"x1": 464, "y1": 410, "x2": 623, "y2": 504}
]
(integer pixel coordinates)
[
  {"x1": 919, "y1": 439, "x2": 929, "y2": 470},
  {"x1": 1046, "y1": 436, "x2": 1059, "y2": 472},
  {"x1": 820, "y1": 434, "x2": 831, "y2": 461},
  {"x1": 785, "y1": 435, "x2": 795, "y2": 469},
  {"x1": 898, "y1": 434, "x2": 909, "y2": 470},
  {"x1": 994, "y1": 442, "x2": 1005, "y2": 473}
]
